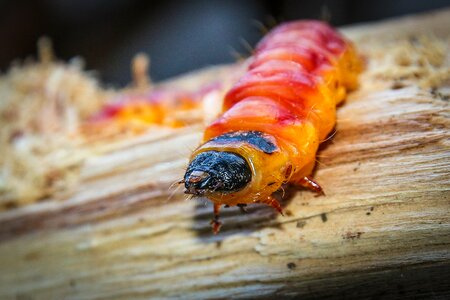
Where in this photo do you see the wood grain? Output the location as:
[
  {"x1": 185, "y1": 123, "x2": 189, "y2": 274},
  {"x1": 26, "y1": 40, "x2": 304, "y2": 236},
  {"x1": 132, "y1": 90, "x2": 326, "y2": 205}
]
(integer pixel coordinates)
[{"x1": 0, "y1": 9, "x2": 449, "y2": 300}]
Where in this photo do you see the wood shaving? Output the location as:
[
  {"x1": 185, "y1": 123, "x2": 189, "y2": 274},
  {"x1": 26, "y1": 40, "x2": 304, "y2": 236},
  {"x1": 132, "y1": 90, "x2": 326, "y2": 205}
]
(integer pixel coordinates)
[{"x1": 0, "y1": 52, "x2": 108, "y2": 205}]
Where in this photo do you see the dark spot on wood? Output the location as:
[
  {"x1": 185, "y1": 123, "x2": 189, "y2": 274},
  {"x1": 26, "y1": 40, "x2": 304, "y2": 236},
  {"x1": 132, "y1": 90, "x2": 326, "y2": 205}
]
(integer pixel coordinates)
[
  {"x1": 430, "y1": 88, "x2": 450, "y2": 101},
  {"x1": 430, "y1": 87, "x2": 438, "y2": 97},
  {"x1": 215, "y1": 241, "x2": 222, "y2": 249},
  {"x1": 366, "y1": 212, "x2": 371, "y2": 216},
  {"x1": 285, "y1": 209, "x2": 293, "y2": 217},
  {"x1": 296, "y1": 220, "x2": 306, "y2": 228},
  {"x1": 69, "y1": 279, "x2": 76, "y2": 287},
  {"x1": 3, "y1": 201, "x2": 18, "y2": 210},
  {"x1": 320, "y1": 213, "x2": 328, "y2": 222},
  {"x1": 287, "y1": 262, "x2": 296, "y2": 270},
  {"x1": 237, "y1": 203, "x2": 248, "y2": 213},
  {"x1": 370, "y1": 206, "x2": 374, "y2": 211},
  {"x1": 391, "y1": 81, "x2": 405, "y2": 89},
  {"x1": 342, "y1": 231, "x2": 364, "y2": 240}
]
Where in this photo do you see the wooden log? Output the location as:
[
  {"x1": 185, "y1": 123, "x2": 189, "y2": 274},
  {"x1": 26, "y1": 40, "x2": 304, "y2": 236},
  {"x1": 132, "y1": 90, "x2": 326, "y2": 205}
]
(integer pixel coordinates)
[{"x1": 0, "y1": 10, "x2": 449, "y2": 299}]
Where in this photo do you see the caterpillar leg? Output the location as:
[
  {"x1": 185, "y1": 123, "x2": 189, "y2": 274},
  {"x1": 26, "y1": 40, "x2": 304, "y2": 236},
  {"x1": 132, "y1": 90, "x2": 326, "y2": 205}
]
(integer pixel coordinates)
[
  {"x1": 210, "y1": 203, "x2": 222, "y2": 234},
  {"x1": 294, "y1": 176, "x2": 325, "y2": 196},
  {"x1": 263, "y1": 196, "x2": 284, "y2": 216}
]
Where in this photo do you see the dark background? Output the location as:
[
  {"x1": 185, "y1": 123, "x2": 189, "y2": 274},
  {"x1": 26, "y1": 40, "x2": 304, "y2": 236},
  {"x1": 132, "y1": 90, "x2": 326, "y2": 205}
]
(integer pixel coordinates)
[{"x1": 0, "y1": 0, "x2": 449, "y2": 86}]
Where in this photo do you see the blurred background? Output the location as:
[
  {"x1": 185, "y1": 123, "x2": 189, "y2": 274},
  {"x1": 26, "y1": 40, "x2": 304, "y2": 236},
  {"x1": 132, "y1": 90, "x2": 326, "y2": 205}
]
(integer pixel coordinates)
[{"x1": 0, "y1": 0, "x2": 449, "y2": 86}]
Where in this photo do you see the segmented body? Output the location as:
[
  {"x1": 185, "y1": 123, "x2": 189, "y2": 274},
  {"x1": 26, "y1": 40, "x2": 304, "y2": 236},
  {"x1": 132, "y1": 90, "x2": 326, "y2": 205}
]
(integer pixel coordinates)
[
  {"x1": 184, "y1": 20, "x2": 362, "y2": 233},
  {"x1": 90, "y1": 83, "x2": 221, "y2": 132}
]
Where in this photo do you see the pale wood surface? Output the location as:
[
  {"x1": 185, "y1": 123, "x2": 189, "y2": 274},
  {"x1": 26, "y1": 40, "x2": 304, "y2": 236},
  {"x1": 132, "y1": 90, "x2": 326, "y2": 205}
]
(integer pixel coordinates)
[{"x1": 0, "y1": 10, "x2": 449, "y2": 299}]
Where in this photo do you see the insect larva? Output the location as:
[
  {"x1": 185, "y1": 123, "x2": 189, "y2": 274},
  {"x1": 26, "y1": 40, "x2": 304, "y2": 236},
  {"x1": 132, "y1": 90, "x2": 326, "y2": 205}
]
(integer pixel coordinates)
[
  {"x1": 183, "y1": 20, "x2": 362, "y2": 233},
  {"x1": 90, "y1": 83, "x2": 220, "y2": 132},
  {"x1": 88, "y1": 54, "x2": 222, "y2": 133}
]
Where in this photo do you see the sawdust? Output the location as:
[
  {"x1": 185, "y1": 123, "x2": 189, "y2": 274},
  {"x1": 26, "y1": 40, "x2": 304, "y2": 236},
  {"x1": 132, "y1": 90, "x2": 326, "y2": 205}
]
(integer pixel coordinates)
[{"x1": 0, "y1": 39, "x2": 109, "y2": 205}]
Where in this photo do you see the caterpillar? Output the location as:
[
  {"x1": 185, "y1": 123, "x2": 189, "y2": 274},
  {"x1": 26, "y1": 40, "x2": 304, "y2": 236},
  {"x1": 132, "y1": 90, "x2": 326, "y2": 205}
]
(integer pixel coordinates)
[
  {"x1": 87, "y1": 54, "x2": 222, "y2": 133},
  {"x1": 183, "y1": 20, "x2": 362, "y2": 233},
  {"x1": 89, "y1": 83, "x2": 221, "y2": 133}
]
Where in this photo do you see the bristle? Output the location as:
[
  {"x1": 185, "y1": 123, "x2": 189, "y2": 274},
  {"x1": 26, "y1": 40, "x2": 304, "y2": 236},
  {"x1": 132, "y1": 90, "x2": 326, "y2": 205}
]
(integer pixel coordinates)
[
  {"x1": 239, "y1": 38, "x2": 255, "y2": 56},
  {"x1": 320, "y1": 129, "x2": 337, "y2": 143},
  {"x1": 251, "y1": 19, "x2": 269, "y2": 35}
]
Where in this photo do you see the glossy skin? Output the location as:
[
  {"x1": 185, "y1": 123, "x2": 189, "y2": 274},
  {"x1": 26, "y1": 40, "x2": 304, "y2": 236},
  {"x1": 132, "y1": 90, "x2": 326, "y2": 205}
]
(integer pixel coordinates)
[{"x1": 186, "y1": 20, "x2": 362, "y2": 233}]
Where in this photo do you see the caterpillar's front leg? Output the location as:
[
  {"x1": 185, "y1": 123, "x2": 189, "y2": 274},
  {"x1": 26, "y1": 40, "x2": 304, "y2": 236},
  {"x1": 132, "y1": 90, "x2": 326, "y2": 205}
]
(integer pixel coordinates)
[
  {"x1": 293, "y1": 176, "x2": 325, "y2": 196},
  {"x1": 263, "y1": 195, "x2": 284, "y2": 216},
  {"x1": 210, "y1": 203, "x2": 222, "y2": 234}
]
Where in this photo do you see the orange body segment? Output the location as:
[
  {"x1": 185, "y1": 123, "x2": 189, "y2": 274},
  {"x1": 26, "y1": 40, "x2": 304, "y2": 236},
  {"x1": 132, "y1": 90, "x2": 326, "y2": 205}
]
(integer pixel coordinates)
[{"x1": 194, "y1": 20, "x2": 362, "y2": 207}]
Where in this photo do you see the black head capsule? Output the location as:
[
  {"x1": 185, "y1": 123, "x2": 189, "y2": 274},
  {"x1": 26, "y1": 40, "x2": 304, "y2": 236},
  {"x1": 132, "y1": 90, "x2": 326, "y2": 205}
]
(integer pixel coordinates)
[{"x1": 184, "y1": 151, "x2": 252, "y2": 196}]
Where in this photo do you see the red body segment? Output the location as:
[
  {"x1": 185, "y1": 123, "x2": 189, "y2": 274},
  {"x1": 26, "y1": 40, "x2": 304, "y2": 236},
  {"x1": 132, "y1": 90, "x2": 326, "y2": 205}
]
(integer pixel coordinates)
[
  {"x1": 205, "y1": 20, "x2": 361, "y2": 144},
  {"x1": 198, "y1": 20, "x2": 362, "y2": 206},
  {"x1": 186, "y1": 20, "x2": 362, "y2": 233}
]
